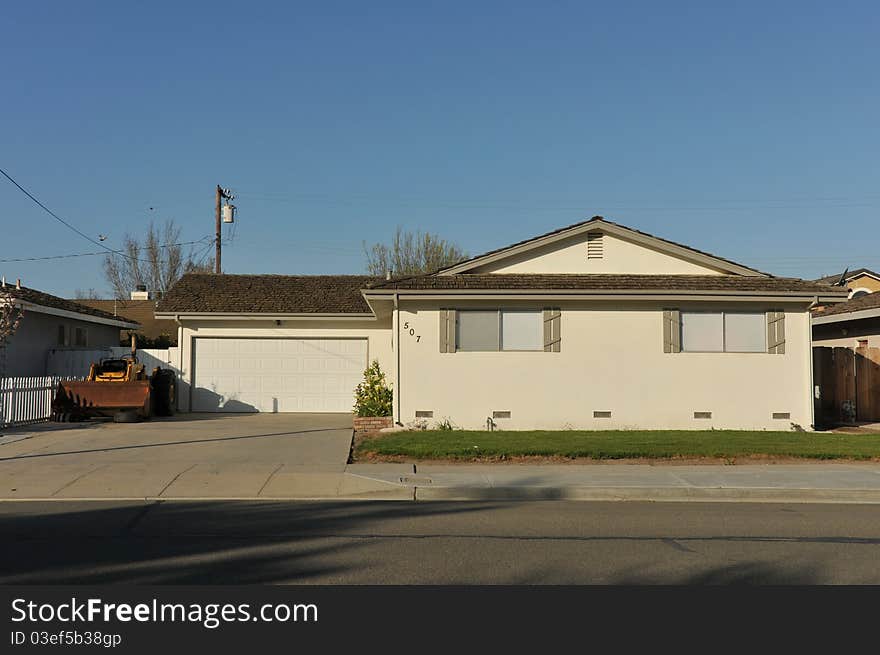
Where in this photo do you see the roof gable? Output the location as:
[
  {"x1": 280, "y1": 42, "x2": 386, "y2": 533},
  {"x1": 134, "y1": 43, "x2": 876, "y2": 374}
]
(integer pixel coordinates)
[
  {"x1": 439, "y1": 217, "x2": 768, "y2": 277},
  {"x1": 816, "y1": 268, "x2": 880, "y2": 285}
]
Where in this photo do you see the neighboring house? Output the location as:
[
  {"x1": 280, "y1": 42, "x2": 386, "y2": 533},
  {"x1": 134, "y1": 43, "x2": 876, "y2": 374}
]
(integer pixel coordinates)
[
  {"x1": 0, "y1": 280, "x2": 140, "y2": 376},
  {"x1": 815, "y1": 268, "x2": 880, "y2": 300},
  {"x1": 156, "y1": 217, "x2": 846, "y2": 430},
  {"x1": 74, "y1": 297, "x2": 177, "y2": 346},
  {"x1": 812, "y1": 292, "x2": 880, "y2": 349}
]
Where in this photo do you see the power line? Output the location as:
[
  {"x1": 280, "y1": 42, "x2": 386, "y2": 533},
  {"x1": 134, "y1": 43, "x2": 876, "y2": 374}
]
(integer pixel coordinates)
[
  {"x1": 237, "y1": 189, "x2": 880, "y2": 212},
  {"x1": 0, "y1": 238, "x2": 213, "y2": 263},
  {"x1": 0, "y1": 166, "x2": 189, "y2": 265},
  {"x1": 0, "y1": 167, "x2": 122, "y2": 253}
]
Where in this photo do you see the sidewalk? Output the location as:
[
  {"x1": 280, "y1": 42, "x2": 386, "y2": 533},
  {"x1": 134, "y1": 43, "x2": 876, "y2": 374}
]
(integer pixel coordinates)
[
  {"x1": 3, "y1": 419, "x2": 880, "y2": 502},
  {"x1": 3, "y1": 460, "x2": 880, "y2": 502},
  {"x1": 345, "y1": 461, "x2": 880, "y2": 503}
]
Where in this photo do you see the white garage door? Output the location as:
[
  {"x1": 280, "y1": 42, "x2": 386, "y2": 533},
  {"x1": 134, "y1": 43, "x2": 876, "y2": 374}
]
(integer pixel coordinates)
[{"x1": 192, "y1": 338, "x2": 368, "y2": 413}]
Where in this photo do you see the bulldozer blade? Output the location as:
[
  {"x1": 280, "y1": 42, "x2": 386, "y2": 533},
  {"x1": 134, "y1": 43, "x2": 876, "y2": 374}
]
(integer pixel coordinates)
[{"x1": 54, "y1": 380, "x2": 152, "y2": 419}]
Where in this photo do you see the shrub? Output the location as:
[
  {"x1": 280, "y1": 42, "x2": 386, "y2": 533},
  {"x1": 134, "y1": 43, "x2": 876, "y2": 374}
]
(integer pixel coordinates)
[
  {"x1": 354, "y1": 360, "x2": 393, "y2": 417},
  {"x1": 434, "y1": 417, "x2": 455, "y2": 431}
]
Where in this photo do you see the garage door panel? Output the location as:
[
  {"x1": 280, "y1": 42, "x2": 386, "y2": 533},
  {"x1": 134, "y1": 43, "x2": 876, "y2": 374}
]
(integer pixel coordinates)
[{"x1": 193, "y1": 338, "x2": 367, "y2": 413}]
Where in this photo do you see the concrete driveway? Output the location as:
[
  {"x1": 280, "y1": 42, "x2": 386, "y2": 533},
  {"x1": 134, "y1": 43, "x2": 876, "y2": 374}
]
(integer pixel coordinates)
[{"x1": 0, "y1": 414, "x2": 403, "y2": 500}]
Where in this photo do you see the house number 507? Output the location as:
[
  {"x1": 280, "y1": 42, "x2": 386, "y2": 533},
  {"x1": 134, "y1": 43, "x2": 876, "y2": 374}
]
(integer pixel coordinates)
[{"x1": 402, "y1": 322, "x2": 421, "y2": 342}]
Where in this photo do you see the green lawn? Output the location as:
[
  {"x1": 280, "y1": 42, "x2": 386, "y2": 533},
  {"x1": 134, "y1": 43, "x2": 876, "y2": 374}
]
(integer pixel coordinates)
[{"x1": 354, "y1": 429, "x2": 880, "y2": 461}]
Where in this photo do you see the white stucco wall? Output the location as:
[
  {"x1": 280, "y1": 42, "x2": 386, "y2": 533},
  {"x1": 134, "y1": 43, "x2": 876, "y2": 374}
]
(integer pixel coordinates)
[
  {"x1": 470, "y1": 232, "x2": 727, "y2": 275},
  {"x1": 396, "y1": 299, "x2": 813, "y2": 431},
  {"x1": 175, "y1": 318, "x2": 393, "y2": 412}
]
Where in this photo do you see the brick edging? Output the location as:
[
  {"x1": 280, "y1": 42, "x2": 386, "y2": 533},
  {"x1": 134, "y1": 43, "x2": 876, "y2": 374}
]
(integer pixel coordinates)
[{"x1": 353, "y1": 415, "x2": 393, "y2": 435}]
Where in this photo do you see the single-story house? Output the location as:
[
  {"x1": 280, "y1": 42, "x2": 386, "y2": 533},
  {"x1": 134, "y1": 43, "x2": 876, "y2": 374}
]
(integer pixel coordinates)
[
  {"x1": 812, "y1": 292, "x2": 880, "y2": 349},
  {"x1": 1, "y1": 280, "x2": 140, "y2": 376},
  {"x1": 156, "y1": 217, "x2": 847, "y2": 430}
]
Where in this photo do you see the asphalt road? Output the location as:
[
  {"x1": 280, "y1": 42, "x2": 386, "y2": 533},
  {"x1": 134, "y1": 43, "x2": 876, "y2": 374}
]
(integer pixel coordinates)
[{"x1": 1, "y1": 500, "x2": 879, "y2": 584}]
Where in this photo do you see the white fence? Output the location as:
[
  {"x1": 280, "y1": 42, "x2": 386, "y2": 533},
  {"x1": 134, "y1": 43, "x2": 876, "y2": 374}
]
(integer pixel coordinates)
[
  {"x1": 46, "y1": 348, "x2": 180, "y2": 378},
  {"x1": 0, "y1": 376, "x2": 77, "y2": 429}
]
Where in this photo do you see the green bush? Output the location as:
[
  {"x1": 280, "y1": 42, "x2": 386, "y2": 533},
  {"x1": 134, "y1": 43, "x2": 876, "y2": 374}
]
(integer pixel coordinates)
[{"x1": 354, "y1": 360, "x2": 393, "y2": 417}]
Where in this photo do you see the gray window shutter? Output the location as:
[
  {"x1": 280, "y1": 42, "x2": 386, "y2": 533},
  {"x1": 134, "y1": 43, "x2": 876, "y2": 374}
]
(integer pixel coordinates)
[
  {"x1": 543, "y1": 308, "x2": 561, "y2": 352},
  {"x1": 663, "y1": 309, "x2": 681, "y2": 353},
  {"x1": 767, "y1": 310, "x2": 785, "y2": 354},
  {"x1": 439, "y1": 309, "x2": 448, "y2": 353},
  {"x1": 447, "y1": 309, "x2": 457, "y2": 352},
  {"x1": 439, "y1": 309, "x2": 456, "y2": 353}
]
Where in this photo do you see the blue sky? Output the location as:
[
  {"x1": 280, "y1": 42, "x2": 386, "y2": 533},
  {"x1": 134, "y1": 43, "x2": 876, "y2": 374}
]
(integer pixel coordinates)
[{"x1": 2, "y1": 1, "x2": 878, "y2": 296}]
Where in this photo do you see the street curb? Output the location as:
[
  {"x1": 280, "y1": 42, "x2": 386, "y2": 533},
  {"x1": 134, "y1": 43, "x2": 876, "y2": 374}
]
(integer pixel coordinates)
[
  {"x1": 413, "y1": 486, "x2": 880, "y2": 504},
  {"x1": 3, "y1": 487, "x2": 880, "y2": 504}
]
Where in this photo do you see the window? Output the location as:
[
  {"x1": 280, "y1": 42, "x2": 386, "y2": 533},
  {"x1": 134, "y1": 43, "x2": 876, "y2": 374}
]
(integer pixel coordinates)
[
  {"x1": 457, "y1": 311, "x2": 499, "y2": 351},
  {"x1": 74, "y1": 327, "x2": 88, "y2": 347},
  {"x1": 681, "y1": 312, "x2": 766, "y2": 353},
  {"x1": 681, "y1": 312, "x2": 723, "y2": 352},
  {"x1": 57, "y1": 324, "x2": 69, "y2": 346},
  {"x1": 723, "y1": 313, "x2": 765, "y2": 352},
  {"x1": 456, "y1": 310, "x2": 543, "y2": 351},
  {"x1": 501, "y1": 311, "x2": 543, "y2": 351}
]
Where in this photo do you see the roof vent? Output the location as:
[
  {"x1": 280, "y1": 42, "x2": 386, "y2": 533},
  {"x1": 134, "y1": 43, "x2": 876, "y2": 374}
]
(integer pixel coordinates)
[{"x1": 587, "y1": 232, "x2": 604, "y2": 259}]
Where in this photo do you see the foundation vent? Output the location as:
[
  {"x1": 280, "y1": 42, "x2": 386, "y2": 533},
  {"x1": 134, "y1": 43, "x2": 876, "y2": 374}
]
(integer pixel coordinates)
[
  {"x1": 772, "y1": 412, "x2": 791, "y2": 420},
  {"x1": 693, "y1": 411, "x2": 712, "y2": 419},
  {"x1": 415, "y1": 410, "x2": 434, "y2": 418},
  {"x1": 492, "y1": 410, "x2": 511, "y2": 419},
  {"x1": 593, "y1": 410, "x2": 612, "y2": 418},
  {"x1": 586, "y1": 232, "x2": 604, "y2": 259}
]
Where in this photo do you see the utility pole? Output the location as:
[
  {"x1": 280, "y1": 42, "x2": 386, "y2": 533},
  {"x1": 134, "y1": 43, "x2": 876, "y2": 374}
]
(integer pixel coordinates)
[
  {"x1": 215, "y1": 184, "x2": 235, "y2": 274},
  {"x1": 215, "y1": 185, "x2": 222, "y2": 274}
]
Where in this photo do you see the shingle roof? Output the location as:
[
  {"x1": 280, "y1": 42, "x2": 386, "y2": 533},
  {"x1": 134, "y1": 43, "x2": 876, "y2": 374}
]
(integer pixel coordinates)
[
  {"x1": 814, "y1": 291, "x2": 880, "y2": 317},
  {"x1": 1, "y1": 284, "x2": 139, "y2": 325},
  {"x1": 367, "y1": 274, "x2": 846, "y2": 295},
  {"x1": 437, "y1": 216, "x2": 770, "y2": 276},
  {"x1": 74, "y1": 299, "x2": 175, "y2": 340},
  {"x1": 156, "y1": 273, "x2": 382, "y2": 314},
  {"x1": 815, "y1": 268, "x2": 880, "y2": 285}
]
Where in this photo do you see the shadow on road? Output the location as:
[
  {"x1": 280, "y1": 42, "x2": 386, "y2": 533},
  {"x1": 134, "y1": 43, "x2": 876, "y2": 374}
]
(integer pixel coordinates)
[{"x1": 0, "y1": 500, "x2": 501, "y2": 584}]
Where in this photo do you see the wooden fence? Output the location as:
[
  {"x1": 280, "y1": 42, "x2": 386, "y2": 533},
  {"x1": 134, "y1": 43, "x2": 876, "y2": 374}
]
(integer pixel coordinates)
[
  {"x1": 0, "y1": 376, "x2": 78, "y2": 429},
  {"x1": 813, "y1": 346, "x2": 880, "y2": 426}
]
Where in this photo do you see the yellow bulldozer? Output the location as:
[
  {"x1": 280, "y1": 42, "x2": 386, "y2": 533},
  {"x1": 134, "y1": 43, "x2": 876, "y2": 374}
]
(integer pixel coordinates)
[{"x1": 52, "y1": 345, "x2": 176, "y2": 423}]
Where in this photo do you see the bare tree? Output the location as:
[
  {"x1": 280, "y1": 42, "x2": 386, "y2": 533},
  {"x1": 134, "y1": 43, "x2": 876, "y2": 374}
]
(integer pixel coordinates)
[
  {"x1": 364, "y1": 227, "x2": 467, "y2": 277},
  {"x1": 0, "y1": 288, "x2": 25, "y2": 379},
  {"x1": 74, "y1": 288, "x2": 101, "y2": 300},
  {"x1": 103, "y1": 220, "x2": 213, "y2": 299}
]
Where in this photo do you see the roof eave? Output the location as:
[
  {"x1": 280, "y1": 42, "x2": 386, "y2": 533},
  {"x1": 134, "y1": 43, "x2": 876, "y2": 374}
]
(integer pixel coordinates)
[
  {"x1": 813, "y1": 307, "x2": 880, "y2": 325},
  {"x1": 15, "y1": 300, "x2": 141, "y2": 329},
  {"x1": 363, "y1": 289, "x2": 846, "y2": 302},
  {"x1": 154, "y1": 311, "x2": 377, "y2": 321}
]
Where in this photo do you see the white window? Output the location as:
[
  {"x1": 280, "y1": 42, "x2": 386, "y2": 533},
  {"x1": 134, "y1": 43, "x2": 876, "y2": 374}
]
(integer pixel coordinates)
[
  {"x1": 681, "y1": 312, "x2": 723, "y2": 352},
  {"x1": 723, "y1": 313, "x2": 765, "y2": 352},
  {"x1": 457, "y1": 310, "x2": 543, "y2": 351},
  {"x1": 501, "y1": 311, "x2": 543, "y2": 350},
  {"x1": 681, "y1": 312, "x2": 766, "y2": 353}
]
